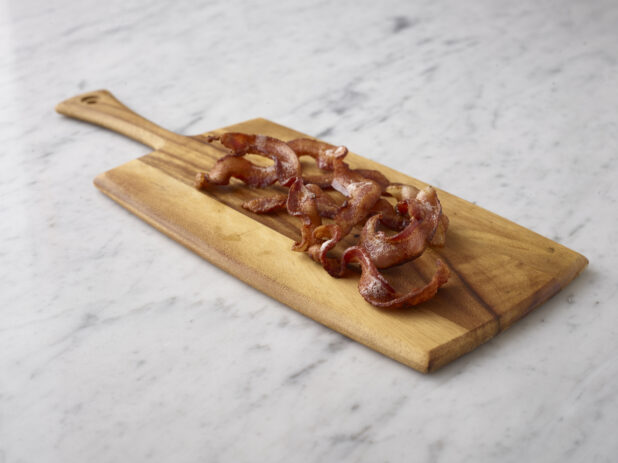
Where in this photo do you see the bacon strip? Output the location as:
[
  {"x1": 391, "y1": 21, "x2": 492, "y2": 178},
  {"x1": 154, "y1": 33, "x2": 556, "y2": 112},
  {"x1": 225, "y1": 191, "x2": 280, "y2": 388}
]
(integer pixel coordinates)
[
  {"x1": 385, "y1": 183, "x2": 420, "y2": 201},
  {"x1": 403, "y1": 186, "x2": 449, "y2": 246},
  {"x1": 195, "y1": 155, "x2": 277, "y2": 188},
  {"x1": 242, "y1": 194, "x2": 288, "y2": 213},
  {"x1": 220, "y1": 133, "x2": 301, "y2": 187},
  {"x1": 360, "y1": 214, "x2": 426, "y2": 268},
  {"x1": 286, "y1": 178, "x2": 322, "y2": 252},
  {"x1": 354, "y1": 169, "x2": 390, "y2": 191},
  {"x1": 368, "y1": 198, "x2": 408, "y2": 231},
  {"x1": 360, "y1": 186, "x2": 446, "y2": 268},
  {"x1": 287, "y1": 138, "x2": 347, "y2": 170},
  {"x1": 389, "y1": 183, "x2": 449, "y2": 246},
  {"x1": 342, "y1": 247, "x2": 450, "y2": 308},
  {"x1": 302, "y1": 173, "x2": 336, "y2": 189},
  {"x1": 305, "y1": 184, "x2": 340, "y2": 219},
  {"x1": 308, "y1": 224, "x2": 344, "y2": 277},
  {"x1": 331, "y1": 160, "x2": 383, "y2": 236},
  {"x1": 241, "y1": 187, "x2": 340, "y2": 219}
]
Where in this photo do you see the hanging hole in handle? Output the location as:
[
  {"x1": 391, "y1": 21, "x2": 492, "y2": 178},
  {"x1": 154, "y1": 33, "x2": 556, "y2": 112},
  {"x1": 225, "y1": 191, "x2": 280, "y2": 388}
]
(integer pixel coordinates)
[{"x1": 81, "y1": 95, "x2": 99, "y2": 105}]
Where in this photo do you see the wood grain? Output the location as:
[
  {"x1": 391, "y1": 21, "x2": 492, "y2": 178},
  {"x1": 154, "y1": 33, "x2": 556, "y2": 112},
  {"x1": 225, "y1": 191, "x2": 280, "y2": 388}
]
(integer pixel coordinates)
[{"x1": 56, "y1": 90, "x2": 588, "y2": 373}]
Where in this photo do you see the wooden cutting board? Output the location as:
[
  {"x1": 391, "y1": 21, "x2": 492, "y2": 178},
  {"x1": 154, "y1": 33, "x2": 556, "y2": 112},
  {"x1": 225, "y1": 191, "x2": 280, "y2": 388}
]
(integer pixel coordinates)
[{"x1": 56, "y1": 90, "x2": 588, "y2": 373}]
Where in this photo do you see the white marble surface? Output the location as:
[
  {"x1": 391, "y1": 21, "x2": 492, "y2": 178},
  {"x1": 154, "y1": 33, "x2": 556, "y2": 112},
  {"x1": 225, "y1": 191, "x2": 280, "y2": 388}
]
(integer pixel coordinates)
[{"x1": 1, "y1": 0, "x2": 617, "y2": 461}]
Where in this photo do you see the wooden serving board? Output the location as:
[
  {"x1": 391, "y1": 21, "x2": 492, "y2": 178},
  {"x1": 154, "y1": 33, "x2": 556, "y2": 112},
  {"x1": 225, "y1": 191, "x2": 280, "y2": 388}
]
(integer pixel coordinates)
[{"x1": 56, "y1": 90, "x2": 588, "y2": 373}]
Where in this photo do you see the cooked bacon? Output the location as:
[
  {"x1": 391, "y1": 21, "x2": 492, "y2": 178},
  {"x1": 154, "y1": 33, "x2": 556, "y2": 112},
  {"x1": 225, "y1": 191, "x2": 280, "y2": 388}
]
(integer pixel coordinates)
[
  {"x1": 342, "y1": 247, "x2": 450, "y2": 308},
  {"x1": 287, "y1": 138, "x2": 347, "y2": 170},
  {"x1": 305, "y1": 184, "x2": 340, "y2": 219},
  {"x1": 331, "y1": 160, "x2": 382, "y2": 236},
  {"x1": 195, "y1": 155, "x2": 277, "y2": 188},
  {"x1": 302, "y1": 167, "x2": 390, "y2": 192},
  {"x1": 399, "y1": 195, "x2": 449, "y2": 247},
  {"x1": 308, "y1": 239, "x2": 449, "y2": 307},
  {"x1": 286, "y1": 178, "x2": 322, "y2": 252},
  {"x1": 302, "y1": 173, "x2": 336, "y2": 189},
  {"x1": 407, "y1": 186, "x2": 448, "y2": 244},
  {"x1": 196, "y1": 133, "x2": 450, "y2": 309},
  {"x1": 242, "y1": 194, "x2": 288, "y2": 213},
  {"x1": 308, "y1": 224, "x2": 344, "y2": 277},
  {"x1": 368, "y1": 198, "x2": 408, "y2": 231},
  {"x1": 240, "y1": 186, "x2": 342, "y2": 220},
  {"x1": 385, "y1": 183, "x2": 420, "y2": 201},
  {"x1": 288, "y1": 137, "x2": 390, "y2": 193},
  {"x1": 219, "y1": 133, "x2": 301, "y2": 187},
  {"x1": 359, "y1": 214, "x2": 427, "y2": 268},
  {"x1": 354, "y1": 169, "x2": 390, "y2": 191},
  {"x1": 390, "y1": 183, "x2": 449, "y2": 246},
  {"x1": 334, "y1": 181, "x2": 382, "y2": 236},
  {"x1": 360, "y1": 186, "x2": 446, "y2": 268}
]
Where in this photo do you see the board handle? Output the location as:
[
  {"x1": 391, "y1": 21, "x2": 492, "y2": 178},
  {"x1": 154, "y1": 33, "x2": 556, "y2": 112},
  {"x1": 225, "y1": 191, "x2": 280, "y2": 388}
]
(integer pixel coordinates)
[{"x1": 55, "y1": 90, "x2": 183, "y2": 150}]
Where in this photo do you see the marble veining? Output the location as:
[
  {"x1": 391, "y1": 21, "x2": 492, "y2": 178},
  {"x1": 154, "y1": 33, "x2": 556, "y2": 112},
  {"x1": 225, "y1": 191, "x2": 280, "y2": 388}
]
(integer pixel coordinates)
[{"x1": 1, "y1": 0, "x2": 617, "y2": 461}]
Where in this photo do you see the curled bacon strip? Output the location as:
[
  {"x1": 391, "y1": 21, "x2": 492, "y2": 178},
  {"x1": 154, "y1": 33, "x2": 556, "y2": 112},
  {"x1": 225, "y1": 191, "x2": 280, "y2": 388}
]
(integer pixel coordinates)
[
  {"x1": 286, "y1": 178, "x2": 321, "y2": 252},
  {"x1": 242, "y1": 194, "x2": 287, "y2": 213},
  {"x1": 220, "y1": 133, "x2": 301, "y2": 187},
  {"x1": 354, "y1": 169, "x2": 390, "y2": 191},
  {"x1": 342, "y1": 247, "x2": 450, "y2": 308},
  {"x1": 360, "y1": 214, "x2": 426, "y2": 268},
  {"x1": 331, "y1": 160, "x2": 383, "y2": 236},
  {"x1": 195, "y1": 155, "x2": 277, "y2": 188},
  {"x1": 241, "y1": 186, "x2": 339, "y2": 219},
  {"x1": 385, "y1": 183, "x2": 420, "y2": 201},
  {"x1": 308, "y1": 224, "x2": 344, "y2": 277},
  {"x1": 287, "y1": 138, "x2": 347, "y2": 170},
  {"x1": 360, "y1": 186, "x2": 446, "y2": 268},
  {"x1": 334, "y1": 181, "x2": 382, "y2": 236},
  {"x1": 397, "y1": 186, "x2": 449, "y2": 246}
]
